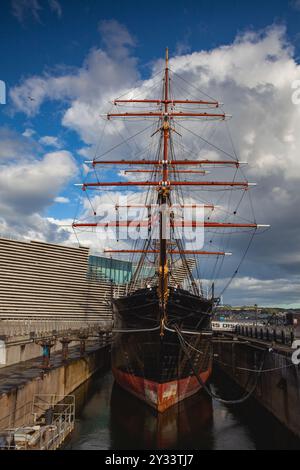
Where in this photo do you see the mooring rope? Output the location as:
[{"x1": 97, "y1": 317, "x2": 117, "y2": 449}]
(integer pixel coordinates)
[
  {"x1": 164, "y1": 324, "x2": 212, "y2": 336},
  {"x1": 112, "y1": 325, "x2": 160, "y2": 333},
  {"x1": 111, "y1": 320, "x2": 269, "y2": 403},
  {"x1": 214, "y1": 356, "x2": 296, "y2": 374},
  {"x1": 173, "y1": 324, "x2": 268, "y2": 405},
  {"x1": 182, "y1": 332, "x2": 295, "y2": 374}
]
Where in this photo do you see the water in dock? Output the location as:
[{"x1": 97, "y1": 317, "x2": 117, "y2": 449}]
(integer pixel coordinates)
[{"x1": 65, "y1": 370, "x2": 300, "y2": 451}]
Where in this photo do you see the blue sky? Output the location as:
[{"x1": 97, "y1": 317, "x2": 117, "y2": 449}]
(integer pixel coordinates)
[
  {"x1": 1, "y1": 0, "x2": 300, "y2": 306},
  {"x1": 2, "y1": 1, "x2": 300, "y2": 83},
  {"x1": 1, "y1": 0, "x2": 300, "y2": 220}
]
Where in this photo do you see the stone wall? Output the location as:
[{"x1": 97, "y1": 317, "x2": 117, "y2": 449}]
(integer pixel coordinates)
[
  {"x1": 0, "y1": 345, "x2": 110, "y2": 429},
  {"x1": 214, "y1": 340, "x2": 300, "y2": 438}
]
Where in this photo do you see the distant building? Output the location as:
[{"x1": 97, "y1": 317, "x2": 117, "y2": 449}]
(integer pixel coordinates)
[
  {"x1": 88, "y1": 255, "x2": 133, "y2": 284},
  {"x1": 0, "y1": 237, "x2": 130, "y2": 322}
]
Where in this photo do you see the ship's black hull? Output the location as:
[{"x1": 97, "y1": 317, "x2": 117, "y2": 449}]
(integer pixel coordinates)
[{"x1": 112, "y1": 287, "x2": 212, "y2": 412}]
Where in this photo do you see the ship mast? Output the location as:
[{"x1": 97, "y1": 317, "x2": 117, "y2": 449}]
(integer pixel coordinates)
[
  {"x1": 73, "y1": 49, "x2": 269, "y2": 314},
  {"x1": 158, "y1": 47, "x2": 170, "y2": 314}
]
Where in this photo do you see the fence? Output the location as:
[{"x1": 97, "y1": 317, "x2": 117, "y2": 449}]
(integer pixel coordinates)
[
  {"x1": 0, "y1": 320, "x2": 113, "y2": 339},
  {"x1": 0, "y1": 394, "x2": 75, "y2": 450},
  {"x1": 235, "y1": 324, "x2": 295, "y2": 347}
]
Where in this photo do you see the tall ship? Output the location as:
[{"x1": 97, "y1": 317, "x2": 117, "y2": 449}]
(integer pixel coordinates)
[{"x1": 73, "y1": 49, "x2": 267, "y2": 412}]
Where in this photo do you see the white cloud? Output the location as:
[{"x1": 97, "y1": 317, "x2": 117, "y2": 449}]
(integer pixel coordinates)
[
  {"x1": 7, "y1": 23, "x2": 300, "y2": 305},
  {"x1": 10, "y1": 25, "x2": 300, "y2": 180},
  {"x1": 77, "y1": 147, "x2": 92, "y2": 158},
  {"x1": 290, "y1": 0, "x2": 300, "y2": 11},
  {"x1": 11, "y1": 0, "x2": 42, "y2": 23},
  {"x1": 11, "y1": 0, "x2": 62, "y2": 24},
  {"x1": 98, "y1": 19, "x2": 136, "y2": 58},
  {"x1": 0, "y1": 145, "x2": 77, "y2": 244},
  {"x1": 10, "y1": 20, "x2": 139, "y2": 135},
  {"x1": 0, "y1": 127, "x2": 40, "y2": 160},
  {"x1": 22, "y1": 128, "x2": 36, "y2": 138},
  {"x1": 0, "y1": 150, "x2": 76, "y2": 215},
  {"x1": 39, "y1": 135, "x2": 62, "y2": 148},
  {"x1": 48, "y1": 0, "x2": 62, "y2": 18},
  {"x1": 54, "y1": 196, "x2": 70, "y2": 203},
  {"x1": 224, "y1": 276, "x2": 300, "y2": 307}
]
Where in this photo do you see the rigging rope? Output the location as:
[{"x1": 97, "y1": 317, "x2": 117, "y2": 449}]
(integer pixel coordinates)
[
  {"x1": 73, "y1": 61, "x2": 264, "y2": 306},
  {"x1": 112, "y1": 325, "x2": 160, "y2": 333},
  {"x1": 173, "y1": 325, "x2": 268, "y2": 405},
  {"x1": 176, "y1": 122, "x2": 237, "y2": 160}
]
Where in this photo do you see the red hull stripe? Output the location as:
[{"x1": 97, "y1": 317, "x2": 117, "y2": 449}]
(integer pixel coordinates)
[{"x1": 112, "y1": 367, "x2": 212, "y2": 412}]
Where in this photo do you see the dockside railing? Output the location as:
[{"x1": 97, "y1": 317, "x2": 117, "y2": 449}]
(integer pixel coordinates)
[
  {"x1": 0, "y1": 394, "x2": 75, "y2": 450},
  {"x1": 235, "y1": 324, "x2": 296, "y2": 346}
]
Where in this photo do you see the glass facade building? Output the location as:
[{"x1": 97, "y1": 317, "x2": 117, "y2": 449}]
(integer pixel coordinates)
[{"x1": 88, "y1": 255, "x2": 133, "y2": 284}]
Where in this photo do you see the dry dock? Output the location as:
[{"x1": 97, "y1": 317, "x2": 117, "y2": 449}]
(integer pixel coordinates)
[
  {"x1": 0, "y1": 340, "x2": 111, "y2": 436},
  {"x1": 213, "y1": 325, "x2": 300, "y2": 438}
]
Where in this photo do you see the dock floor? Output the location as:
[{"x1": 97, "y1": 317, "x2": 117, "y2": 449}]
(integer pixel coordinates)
[{"x1": 0, "y1": 342, "x2": 105, "y2": 396}]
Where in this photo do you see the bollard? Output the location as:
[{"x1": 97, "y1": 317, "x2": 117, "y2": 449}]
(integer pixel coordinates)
[
  {"x1": 260, "y1": 328, "x2": 264, "y2": 340},
  {"x1": 60, "y1": 337, "x2": 72, "y2": 361},
  {"x1": 80, "y1": 339, "x2": 86, "y2": 356},
  {"x1": 263, "y1": 327, "x2": 268, "y2": 341},
  {"x1": 291, "y1": 330, "x2": 295, "y2": 345},
  {"x1": 78, "y1": 330, "x2": 89, "y2": 356},
  {"x1": 98, "y1": 332, "x2": 105, "y2": 347}
]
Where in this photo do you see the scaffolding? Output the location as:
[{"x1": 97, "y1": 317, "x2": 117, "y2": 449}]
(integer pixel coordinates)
[{"x1": 0, "y1": 394, "x2": 75, "y2": 450}]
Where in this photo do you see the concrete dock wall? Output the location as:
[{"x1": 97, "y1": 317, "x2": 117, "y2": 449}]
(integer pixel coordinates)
[
  {"x1": 214, "y1": 340, "x2": 300, "y2": 438},
  {"x1": 0, "y1": 320, "x2": 111, "y2": 368},
  {"x1": 0, "y1": 338, "x2": 63, "y2": 368},
  {"x1": 0, "y1": 345, "x2": 110, "y2": 429}
]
